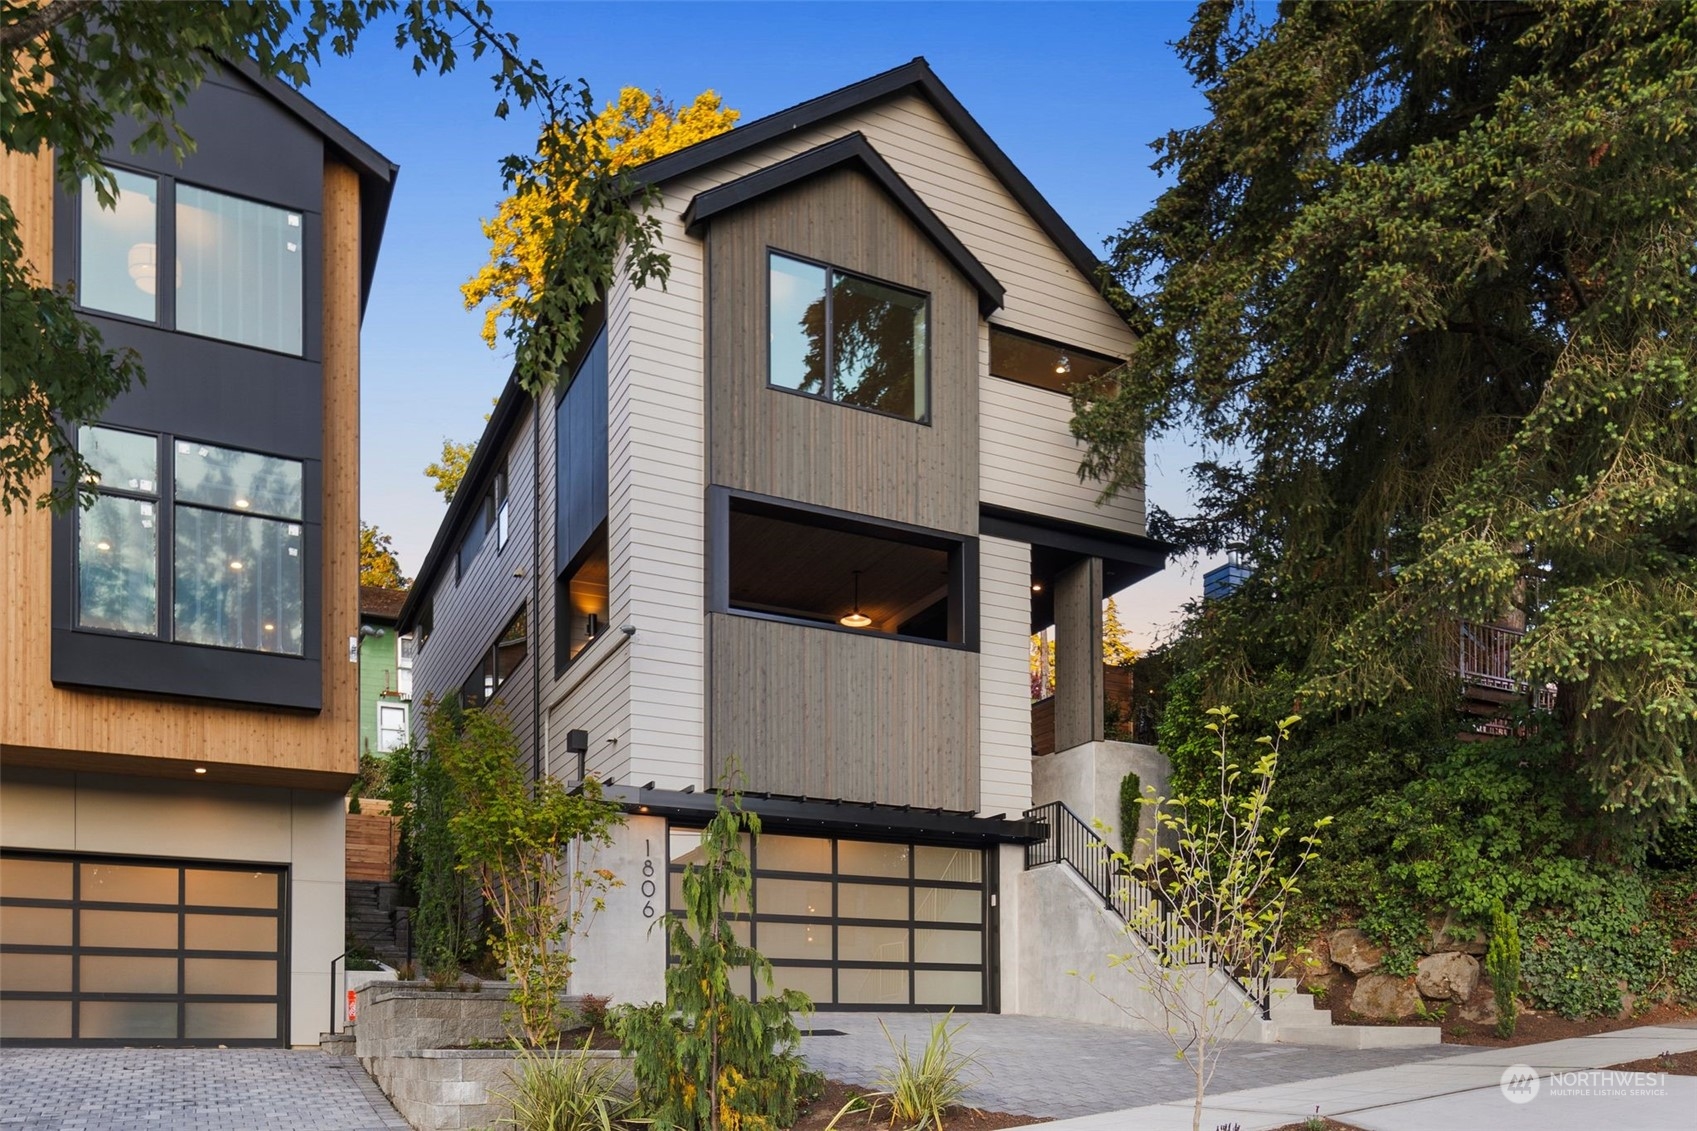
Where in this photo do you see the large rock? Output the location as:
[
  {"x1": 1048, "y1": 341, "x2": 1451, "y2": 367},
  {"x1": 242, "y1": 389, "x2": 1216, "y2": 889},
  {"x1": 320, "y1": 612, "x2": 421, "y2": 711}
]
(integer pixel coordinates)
[
  {"x1": 1421, "y1": 913, "x2": 1488, "y2": 956},
  {"x1": 1283, "y1": 935, "x2": 1333, "y2": 989},
  {"x1": 1416, "y1": 952, "x2": 1480, "y2": 1003},
  {"x1": 1328, "y1": 928, "x2": 1386, "y2": 976},
  {"x1": 1459, "y1": 982, "x2": 1499, "y2": 1027},
  {"x1": 1352, "y1": 973, "x2": 1422, "y2": 1021}
]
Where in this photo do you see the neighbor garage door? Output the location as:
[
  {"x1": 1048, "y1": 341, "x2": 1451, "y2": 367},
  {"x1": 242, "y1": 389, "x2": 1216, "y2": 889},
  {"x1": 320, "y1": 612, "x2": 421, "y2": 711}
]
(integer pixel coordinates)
[
  {"x1": 0, "y1": 852, "x2": 286, "y2": 1045},
  {"x1": 667, "y1": 830, "x2": 988, "y2": 1008}
]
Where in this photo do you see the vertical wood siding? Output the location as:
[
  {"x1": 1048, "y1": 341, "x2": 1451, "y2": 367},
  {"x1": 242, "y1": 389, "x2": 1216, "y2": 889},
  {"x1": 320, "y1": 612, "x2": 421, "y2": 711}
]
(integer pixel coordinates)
[
  {"x1": 0, "y1": 155, "x2": 362, "y2": 786},
  {"x1": 705, "y1": 166, "x2": 980, "y2": 535},
  {"x1": 707, "y1": 614, "x2": 978, "y2": 809}
]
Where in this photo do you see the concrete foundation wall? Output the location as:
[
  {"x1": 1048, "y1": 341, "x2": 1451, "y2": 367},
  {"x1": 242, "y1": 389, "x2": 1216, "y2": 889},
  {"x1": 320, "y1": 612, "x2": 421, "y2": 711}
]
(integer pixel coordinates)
[
  {"x1": 1012, "y1": 861, "x2": 1271, "y2": 1042},
  {"x1": 1032, "y1": 741, "x2": 1170, "y2": 859},
  {"x1": 568, "y1": 815, "x2": 668, "y2": 1007},
  {"x1": 0, "y1": 765, "x2": 344, "y2": 1045}
]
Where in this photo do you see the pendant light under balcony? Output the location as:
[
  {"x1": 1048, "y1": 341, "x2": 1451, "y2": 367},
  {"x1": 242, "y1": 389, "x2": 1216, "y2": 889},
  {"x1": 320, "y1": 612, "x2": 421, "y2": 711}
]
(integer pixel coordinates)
[{"x1": 839, "y1": 570, "x2": 872, "y2": 628}]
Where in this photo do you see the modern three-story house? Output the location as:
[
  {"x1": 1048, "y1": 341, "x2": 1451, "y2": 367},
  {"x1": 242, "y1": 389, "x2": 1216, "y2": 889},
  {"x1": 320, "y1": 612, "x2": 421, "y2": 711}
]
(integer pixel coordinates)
[
  {"x1": 0, "y1": 62, "x2": 394, "y2": 1046},
  {"x1": 399, "y1": 58, "x2": 1166, "y2": 1014}
]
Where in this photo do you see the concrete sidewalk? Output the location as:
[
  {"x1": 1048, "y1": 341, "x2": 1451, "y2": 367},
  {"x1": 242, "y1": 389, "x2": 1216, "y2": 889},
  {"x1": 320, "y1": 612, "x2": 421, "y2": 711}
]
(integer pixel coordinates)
[{"x1": 1039, "y1": 1022, "x2": 1697, "y2": 1130}]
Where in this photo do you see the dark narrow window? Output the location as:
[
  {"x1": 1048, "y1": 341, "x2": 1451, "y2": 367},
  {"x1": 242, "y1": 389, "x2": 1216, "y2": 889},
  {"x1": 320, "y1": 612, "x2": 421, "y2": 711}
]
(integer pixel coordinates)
[
  {"x1": 988, "y1": 326, "x2": 1119, "y2": 394},
  {"x1": 768, "y1": 252, "x2": 928, "y2": 422},
  {"x1": 557, "y1": 525, "x2": 609, "y2": 670},
  {"x1": 717, "y1": 494, "x2": 972, "y2": 646},
  {"x1": 462, "y1": 604, "x2": 527, "y2": 709}
]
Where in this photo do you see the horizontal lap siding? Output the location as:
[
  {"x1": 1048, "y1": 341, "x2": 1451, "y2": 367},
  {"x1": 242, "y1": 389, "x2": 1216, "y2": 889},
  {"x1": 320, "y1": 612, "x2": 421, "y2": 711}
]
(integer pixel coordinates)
[
  {"x1": 409, "y1": 403, "x2": 539, "y2": 762},
  {"x1": 544, "y1": 645, "x2": 631, "y2": 783},
  {"x1": 609, "y1": 217, "x2": 706, "y2": 790},
  {"x1": 978, "y1": 535, "x2": 1032, "y2": 815},
  {"x1": 981, "y1": 375, "x2": 1144, "y2": 531}
]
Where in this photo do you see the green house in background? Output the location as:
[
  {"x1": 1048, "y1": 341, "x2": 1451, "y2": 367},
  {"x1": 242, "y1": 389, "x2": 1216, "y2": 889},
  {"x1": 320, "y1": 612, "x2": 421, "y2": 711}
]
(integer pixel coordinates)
[{"x1": 359, "y1": 586, "x2": 413, "y2": 758}]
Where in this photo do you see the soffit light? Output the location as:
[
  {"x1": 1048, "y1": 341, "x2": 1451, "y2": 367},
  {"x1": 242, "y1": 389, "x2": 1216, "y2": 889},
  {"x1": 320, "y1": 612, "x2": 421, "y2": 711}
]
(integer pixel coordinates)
[
  {"x1": 1055, "y1": 355, "x2": 1072, "y2": 376},
  {"x1": 229, "y1": 560, "x2": 244, "y2": 571},
  {"x1": 193, "y1": 766, "x2": 207, "y2": 775},
  {"x1": 839, "y1": 570, "x2": 873, "y2": 629}
]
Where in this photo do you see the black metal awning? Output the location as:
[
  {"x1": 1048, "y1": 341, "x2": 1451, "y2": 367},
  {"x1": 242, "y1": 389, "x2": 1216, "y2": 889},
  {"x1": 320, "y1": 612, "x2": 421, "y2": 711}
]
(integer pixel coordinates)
[{"x1": 601, "y1": 784, "x2": 1045, "y2": 845}]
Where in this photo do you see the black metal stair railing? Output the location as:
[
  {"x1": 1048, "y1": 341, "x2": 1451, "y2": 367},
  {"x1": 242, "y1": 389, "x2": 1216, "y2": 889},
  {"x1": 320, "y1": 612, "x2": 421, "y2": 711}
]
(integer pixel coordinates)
[{"x1": 1024, "y1": 799, "x2": 1270, "y2": 1018}]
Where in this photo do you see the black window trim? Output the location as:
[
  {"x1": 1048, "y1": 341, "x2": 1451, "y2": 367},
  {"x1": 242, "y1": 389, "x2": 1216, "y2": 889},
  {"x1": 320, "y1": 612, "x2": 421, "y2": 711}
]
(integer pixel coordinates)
[
  {"x1": 71, "y1": 161, "x2": 311, "y2": 361},
  {"x1": 765, "y1": 247, "x2": 933, "y2": 427},
  {"x1": 986, "y1": 323, "x2": 1123, "y2": 397},
  {"x1": 554, "y1": 520, "x2": 610, "y2": 678},
  {"x1": 71, "y1": 424, "x2": 311, "y2": 660},
  {"x1": 460, "y1": 601, "x2": 529, "y2": 709},
  {"x1": 707, "y1": 486, "x2": 978, "y2": 652}
]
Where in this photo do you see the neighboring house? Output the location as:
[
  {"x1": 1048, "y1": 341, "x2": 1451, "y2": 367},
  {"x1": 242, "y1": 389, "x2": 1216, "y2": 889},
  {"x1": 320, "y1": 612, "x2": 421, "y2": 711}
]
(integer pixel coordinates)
[
  {"x1": 398, "y1": 58, "x2": 1166, "y2": 1014},
  {"x1": 0, "y1": 63, "x2": 395, "y2": 1046},
  {"x1": 358, "y1": 586, "x2": 413, "y2": 759}
]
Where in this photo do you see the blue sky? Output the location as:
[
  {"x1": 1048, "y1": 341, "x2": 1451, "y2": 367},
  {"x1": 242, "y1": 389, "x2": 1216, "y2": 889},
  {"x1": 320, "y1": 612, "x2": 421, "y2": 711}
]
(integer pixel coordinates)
[{"x1": 305, "y1": 0, "x2": 1214, "y2": 646}]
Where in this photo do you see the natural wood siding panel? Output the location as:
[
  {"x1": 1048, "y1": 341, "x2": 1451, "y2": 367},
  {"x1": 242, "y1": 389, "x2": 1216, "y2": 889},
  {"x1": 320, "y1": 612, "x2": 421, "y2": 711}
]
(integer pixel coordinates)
[
  {"x1": 707, "y1": 614, "x2": 977, "y2": 809},
  {"x1": 705, "y1": 166, "x2": 979, "y2": 536},
  {"x1": 0, "y1": 157, "x2": 362, "y2": 789},
  {"x1": 408, "y1": 401, "x2": 539, "y2": 764},
  {"x1": 345, "y1": 811, "x2": 398, "y2": 881},
  {"x1": 978, "y1": 535, "x2": 1031, "y2": 814},
  {"x1": 662, "y1": 93, "x2": 1145, "y2": 534}
]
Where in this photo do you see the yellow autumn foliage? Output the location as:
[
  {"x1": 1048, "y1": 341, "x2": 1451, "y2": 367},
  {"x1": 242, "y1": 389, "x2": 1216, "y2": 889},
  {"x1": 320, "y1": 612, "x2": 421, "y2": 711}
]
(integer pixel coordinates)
[{"x1": 462, "y1": 87, "x2": 740, "y2": 348}]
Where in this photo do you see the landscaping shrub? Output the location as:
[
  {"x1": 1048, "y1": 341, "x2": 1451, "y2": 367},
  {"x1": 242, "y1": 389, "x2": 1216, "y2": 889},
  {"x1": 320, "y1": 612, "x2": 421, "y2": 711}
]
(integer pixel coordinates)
[
  {"x1": 1118, "y1": 771, "x2": 1142, "y2": 851},
  {"x1": 1650, "y1": 816, "x2": 1697, "y2": 871},
  {"x1": 1520, "y1": 876, "x2": 1681, "y2": 1019},
  {"x1": 618, "y1": 793, "x2": 819, "y2": 1130},
  {"x1": 874, "y1": 1012, "x2": 977, "y2": 1131},
  {"x1": 1485, "y1": 904, "x2": 1521, "y2": 1038},
  {"x1": 495, "y1": 1039, "x2": 635, "y2": 1131}
]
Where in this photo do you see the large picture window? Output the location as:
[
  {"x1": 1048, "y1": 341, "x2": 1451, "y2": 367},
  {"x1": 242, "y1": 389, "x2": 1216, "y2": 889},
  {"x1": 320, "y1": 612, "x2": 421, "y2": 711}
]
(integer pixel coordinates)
[
  {"x1": 768, "y1": 252, "x2": 928, "y2": 422},
  {"x1": 714, "y1": 491, "x2": 973, "y2": 647},
  {"x1": 76, "y1": 165, "x2": 304, "y2": 355},
  {"x1": 75, "y1": 426, "x2": 305, "y2": 656}
]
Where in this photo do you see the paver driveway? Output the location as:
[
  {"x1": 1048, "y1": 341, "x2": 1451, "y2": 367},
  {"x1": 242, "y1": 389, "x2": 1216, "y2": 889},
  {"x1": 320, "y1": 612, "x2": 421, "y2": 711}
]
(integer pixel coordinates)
[
  {"x1": 0, "y1": 1048, "x2": 409, "y2": 1131},
  {"x1": 801, "y1": 1011, "x2": 1467, "y2": 1120}
]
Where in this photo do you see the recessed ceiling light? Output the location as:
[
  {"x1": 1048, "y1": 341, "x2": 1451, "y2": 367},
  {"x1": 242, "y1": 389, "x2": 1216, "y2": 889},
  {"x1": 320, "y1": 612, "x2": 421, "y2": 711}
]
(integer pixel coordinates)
[
  {"x1": 263, "y1": 622, "x2": 275, "y2": 632},
  {"x1": 1031, "y1": 582, "x2": 1043, "y2": 592},
  {"x1": 96, "y1": 540, "x2": 112, "y2": 552},
  {"x1": 234, "y1": 498, "x2": 250, "y2": 509},
  {"x1": 193, "y1": 766, "x2": 207, "y2": 775},
  {"x1": 229, "y1": 560, "x2": 244, "y2": 571}
]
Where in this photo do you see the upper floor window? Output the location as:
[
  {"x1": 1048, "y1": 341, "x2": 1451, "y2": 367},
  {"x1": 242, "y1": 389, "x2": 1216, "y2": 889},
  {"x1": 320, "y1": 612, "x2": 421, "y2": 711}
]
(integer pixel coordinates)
[
  {"x1": 77, "y1": 166, "x2": 304, "y2": 355},
  {"x1": 455, "y1": 462, "x2": 509, "y2": 581},
  {"x1": 77, "y1": 425, "x2": 304, "y2": 655},
  {"x1": 713, "y1": 492, "x2": 974, "y2": 647},
  {"x1": 377, "y1": 703, "x2": 408, "y2": 752},
  {"x1": 988, "y1": 326, "x2": 1119, "y2": 395},
  {"x1": 397, "y1": 633, "x2": 415, "y2": 698},
  {"x1": 768, "y1": 251, "x2": 928, "y2": 422},
  {"x1": 461, "y1": 604, "x2": 528, "y2": 709}
]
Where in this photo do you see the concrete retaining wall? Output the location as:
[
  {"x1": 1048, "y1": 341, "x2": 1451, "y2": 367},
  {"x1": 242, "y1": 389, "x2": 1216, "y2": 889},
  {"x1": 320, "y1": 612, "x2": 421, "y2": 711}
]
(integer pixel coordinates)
[
  {"x1": 354, "y1": 982, "x2": 632, "y2": 1130},
  {"x1": 1031, "y1": 740, "x2": 1170, "y2": 859}
]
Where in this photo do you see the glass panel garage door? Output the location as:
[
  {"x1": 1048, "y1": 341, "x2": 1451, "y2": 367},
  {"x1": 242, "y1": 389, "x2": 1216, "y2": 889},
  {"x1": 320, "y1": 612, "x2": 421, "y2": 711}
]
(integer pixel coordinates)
[
  {"x1": 0, "y1": 852, "x2": 285, "y2": 1045},
  {"x1": 668, "y1": 830, "x2": 988, "y2": 1008}
]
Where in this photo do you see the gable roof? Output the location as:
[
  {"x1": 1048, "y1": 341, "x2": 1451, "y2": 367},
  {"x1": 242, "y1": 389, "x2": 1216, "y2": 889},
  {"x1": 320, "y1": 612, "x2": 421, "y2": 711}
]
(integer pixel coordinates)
[
  {"x1": 225, "y1": 57, "x2": 398, "y2": 316},
  {"x1": 360, "y1": 585, "x2": 409, "y2": 622},
  {"x1": 634, "y1": 57, "x2": 1117, "y2": 319},
  {"x1": 680, "y1": 132, "x2": 1004, "y2": 316}
]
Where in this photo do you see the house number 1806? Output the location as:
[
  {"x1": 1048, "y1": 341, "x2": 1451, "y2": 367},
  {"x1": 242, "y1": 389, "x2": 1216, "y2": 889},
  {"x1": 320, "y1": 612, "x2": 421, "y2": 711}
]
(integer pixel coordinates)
[{"x1": 641, "y1": 840, "x2": 656, "y2": 918}]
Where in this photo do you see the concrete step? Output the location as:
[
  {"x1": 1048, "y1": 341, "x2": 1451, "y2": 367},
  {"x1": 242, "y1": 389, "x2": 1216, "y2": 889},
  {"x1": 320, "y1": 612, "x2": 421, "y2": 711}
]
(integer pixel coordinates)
[
  {"x1": 319, "y1": 1031, "x2": 357, "y2": 1053},
  {"x1": 1273, "y1": 1019, "x2": 1443, "y2": 1049}
]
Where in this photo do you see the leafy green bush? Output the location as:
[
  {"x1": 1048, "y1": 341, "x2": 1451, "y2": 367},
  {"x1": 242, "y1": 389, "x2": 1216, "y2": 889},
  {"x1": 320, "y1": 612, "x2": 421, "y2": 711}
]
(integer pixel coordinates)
[
  {"x1": 1118, "y1": 771, "x2": 1142, "y2": 852},
  {"x1": 618, "y1": 794, "x2": 819, "y2": 1130},
  {"x1": 1520, "y1": 877, "x2": 1681, "y2": 1019},
  {"x1": 1485, "y1": 904, "x2": 1521, "y2": 1038},
  {"x1": 1650, "y1": 816, "x2": 1697, "y2": 871}
]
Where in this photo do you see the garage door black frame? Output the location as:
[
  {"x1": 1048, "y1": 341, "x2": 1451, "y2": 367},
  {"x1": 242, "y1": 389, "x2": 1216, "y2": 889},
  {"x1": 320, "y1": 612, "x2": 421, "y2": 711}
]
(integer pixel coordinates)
[
  {"x1": 666, "y1": 827, "x2": 999, "y2": 1011},
  {"x1": 0, "y1": 849, "x2": 289, "y2": 1047}
]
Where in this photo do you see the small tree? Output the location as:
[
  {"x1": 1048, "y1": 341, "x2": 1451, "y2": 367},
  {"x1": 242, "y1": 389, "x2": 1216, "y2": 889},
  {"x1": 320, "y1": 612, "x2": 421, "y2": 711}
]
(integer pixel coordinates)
[
  {"x1": 619, "y1": 792, "x2": 817, "y2": 1130},
  {"x1": 1102, "y1": 707, "x2": 1328, "y2": 1131},
  {"x1": 432, "y1": 704, "x2": 623, "y2": 1046},
  {"x1": 1486, "y1": 903, "x2": 1521, "y2": 1039},
  {"x1": 382, "y1": 705, "x2": 476, "y2": 986}
]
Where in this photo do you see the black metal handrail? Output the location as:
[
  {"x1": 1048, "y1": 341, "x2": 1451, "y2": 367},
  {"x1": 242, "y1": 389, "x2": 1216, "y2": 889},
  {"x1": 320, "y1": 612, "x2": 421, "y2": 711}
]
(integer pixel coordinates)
[{"x1": 1024, "y1": 800, "x2": 1270, "y2": 1017}]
